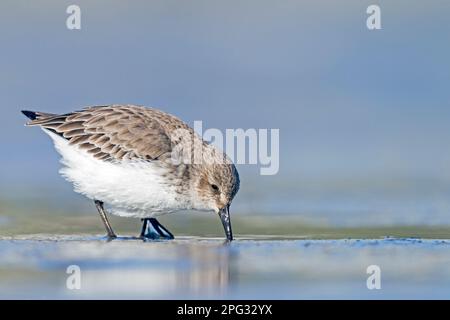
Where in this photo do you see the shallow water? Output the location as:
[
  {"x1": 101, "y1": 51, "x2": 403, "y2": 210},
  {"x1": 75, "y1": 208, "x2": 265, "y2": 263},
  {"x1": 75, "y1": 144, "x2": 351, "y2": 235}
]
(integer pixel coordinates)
[{"x1": 1, "y1": 235, "x2": 450, "y2": 299}]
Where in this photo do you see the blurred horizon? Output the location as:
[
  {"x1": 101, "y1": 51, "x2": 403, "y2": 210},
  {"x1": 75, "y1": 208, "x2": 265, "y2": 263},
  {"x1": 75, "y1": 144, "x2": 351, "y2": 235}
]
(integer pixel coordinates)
[{"x1": 1, "y1": 0, "x2": 450, "y2": 229}]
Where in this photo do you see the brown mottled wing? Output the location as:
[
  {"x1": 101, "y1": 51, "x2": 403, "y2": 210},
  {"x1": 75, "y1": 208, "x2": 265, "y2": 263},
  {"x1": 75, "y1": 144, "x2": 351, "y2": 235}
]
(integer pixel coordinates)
[{"x1": 26, "y1": 105, "x2": 183, "y2": 162}]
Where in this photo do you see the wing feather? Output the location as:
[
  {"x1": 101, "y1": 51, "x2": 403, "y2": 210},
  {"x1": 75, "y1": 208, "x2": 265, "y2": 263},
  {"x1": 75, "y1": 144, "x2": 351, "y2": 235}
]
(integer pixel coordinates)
[{"x1": 26, "y1": 105, "x2": 191, "y2": 162}]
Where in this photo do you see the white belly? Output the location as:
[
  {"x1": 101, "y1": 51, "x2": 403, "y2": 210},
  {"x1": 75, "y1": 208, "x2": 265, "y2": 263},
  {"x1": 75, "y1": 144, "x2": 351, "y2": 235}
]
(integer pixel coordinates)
[{"x1": 45, "y1": 129, "x2": 187, "y2": 218}]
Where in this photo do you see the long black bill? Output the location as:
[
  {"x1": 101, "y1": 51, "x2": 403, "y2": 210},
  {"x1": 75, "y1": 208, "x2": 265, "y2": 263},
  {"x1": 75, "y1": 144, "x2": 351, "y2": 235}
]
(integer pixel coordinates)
[{"x1": 219, "y1": 205, "x2": 233, "y2": 241}]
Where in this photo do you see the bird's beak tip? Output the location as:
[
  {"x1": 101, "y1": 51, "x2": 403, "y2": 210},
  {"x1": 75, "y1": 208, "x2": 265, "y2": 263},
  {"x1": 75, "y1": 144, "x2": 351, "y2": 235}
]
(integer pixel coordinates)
[{"x1": 218, "y1": 205, "x2": 233, "y2": 241}]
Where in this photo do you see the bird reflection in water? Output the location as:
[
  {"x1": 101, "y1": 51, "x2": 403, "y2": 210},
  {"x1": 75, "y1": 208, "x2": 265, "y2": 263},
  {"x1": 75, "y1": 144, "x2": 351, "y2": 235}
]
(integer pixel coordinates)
[
  {"x1": 67, "y1": 239, "x2": 233, "y2": 298},
  {"x1": 175, "y1": 241, "x2": 231, "y2": 296}
]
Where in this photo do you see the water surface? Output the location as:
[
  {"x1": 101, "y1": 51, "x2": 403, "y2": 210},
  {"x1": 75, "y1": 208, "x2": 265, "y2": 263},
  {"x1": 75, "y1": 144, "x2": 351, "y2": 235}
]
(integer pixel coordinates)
[{"x1": 1, "y1": 235, "x2": 450, "y2": 299}]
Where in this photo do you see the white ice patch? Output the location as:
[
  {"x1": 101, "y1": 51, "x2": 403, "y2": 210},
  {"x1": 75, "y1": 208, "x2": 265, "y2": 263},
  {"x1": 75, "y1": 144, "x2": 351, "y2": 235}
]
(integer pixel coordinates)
[{"x1": 44, "y1": 129, "x2": 185, "y2": 218}]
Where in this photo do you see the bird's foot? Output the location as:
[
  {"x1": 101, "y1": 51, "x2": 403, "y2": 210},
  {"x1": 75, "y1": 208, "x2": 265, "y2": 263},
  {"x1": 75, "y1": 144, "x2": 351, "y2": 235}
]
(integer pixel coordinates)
[
  {"x1": 140, "y1": 218, "x2": 174, "y2": 240},
  {"x1": 107, "y1": 234, "x2": 117, "y2": 241},
  {"x1": 100, "y1": 234, "x2": 117, "y2": 242}
]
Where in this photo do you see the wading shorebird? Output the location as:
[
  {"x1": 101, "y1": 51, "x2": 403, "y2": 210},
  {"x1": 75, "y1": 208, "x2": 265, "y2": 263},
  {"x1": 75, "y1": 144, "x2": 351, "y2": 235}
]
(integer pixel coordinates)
[{"x1": 22, "y1": 105, "x2": 239, "y2": 241}]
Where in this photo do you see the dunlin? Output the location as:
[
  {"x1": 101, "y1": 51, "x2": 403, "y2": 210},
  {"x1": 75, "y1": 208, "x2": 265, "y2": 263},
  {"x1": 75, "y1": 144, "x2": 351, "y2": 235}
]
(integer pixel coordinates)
[{"x1": 22, "y1": 105, "x2": 240, "y2": 241}]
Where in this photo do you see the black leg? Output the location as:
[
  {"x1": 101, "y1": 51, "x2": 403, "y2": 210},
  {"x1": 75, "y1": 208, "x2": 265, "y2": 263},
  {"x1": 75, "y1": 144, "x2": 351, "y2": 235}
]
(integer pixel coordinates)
[
  {"x1": 140, "y1": 218, "x2": 148, "y2": 238},
  {"x1": 140, "y1": 218, "x2": 174, "y2": 240},
  {"x1": 94, "y1": 200, "x2": 117, "y2": 239}
]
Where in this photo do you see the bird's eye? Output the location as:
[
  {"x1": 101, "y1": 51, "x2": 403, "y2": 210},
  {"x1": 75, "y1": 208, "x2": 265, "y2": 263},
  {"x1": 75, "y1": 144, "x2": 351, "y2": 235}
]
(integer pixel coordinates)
[{"x1": 211, "y1": 184, "x2": 219, "y2": 192}]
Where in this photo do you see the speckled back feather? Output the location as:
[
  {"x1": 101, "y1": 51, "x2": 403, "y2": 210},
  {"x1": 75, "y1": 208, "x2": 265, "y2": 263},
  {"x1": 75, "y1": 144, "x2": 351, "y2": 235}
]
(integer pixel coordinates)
[{"x1": 23, "y1": 105, "x2": 193, "y2": 162}]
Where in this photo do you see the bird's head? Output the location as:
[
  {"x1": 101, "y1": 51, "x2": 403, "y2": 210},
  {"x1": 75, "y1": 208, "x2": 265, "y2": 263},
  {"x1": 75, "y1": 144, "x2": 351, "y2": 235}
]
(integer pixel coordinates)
[{"x1": 193, "y1": 161, "x2": 240, "y2": 241}]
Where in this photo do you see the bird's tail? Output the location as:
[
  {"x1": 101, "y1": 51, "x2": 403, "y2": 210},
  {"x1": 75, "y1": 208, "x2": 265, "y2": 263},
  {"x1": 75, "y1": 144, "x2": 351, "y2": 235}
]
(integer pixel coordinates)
[{"x1": 21, "y1": 110, "x2": 57, "y2": 126}]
